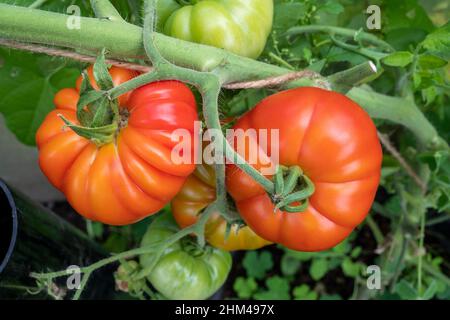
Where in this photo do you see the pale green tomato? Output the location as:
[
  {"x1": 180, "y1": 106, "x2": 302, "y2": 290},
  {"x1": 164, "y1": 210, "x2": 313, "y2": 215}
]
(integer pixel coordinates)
[
  {"x1": 157, "y1": 0, "x2": 274, "y2": 59},
  {"x1": 139, "y1": 214, "x2": 232, "y2": 300}
]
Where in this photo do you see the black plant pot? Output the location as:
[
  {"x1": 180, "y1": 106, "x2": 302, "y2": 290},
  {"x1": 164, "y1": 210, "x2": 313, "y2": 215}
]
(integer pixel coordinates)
[{"x1": 0, "y1": 180, "x2": 114, "y2": 299}]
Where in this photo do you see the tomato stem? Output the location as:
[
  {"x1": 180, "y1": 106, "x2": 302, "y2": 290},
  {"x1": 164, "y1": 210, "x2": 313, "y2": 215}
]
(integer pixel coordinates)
[
  {"x1": 30, "y1": 200, "x2": 219, "y2": 300},
  {"x1": 90, "y1": 0, "x2": 125, "y2": 22},
  {"x1": 348, "y1": 86, "x2": 448, "y2": 150},
  {"x1": 273, "y1": 166, "x2": 315, "y2": 213},
  {"x1": 329, "y1": 61, "x2": 380, "y2": 93},
  {"x1": 285, "y1": 25, "x2": 394, "y2": 52}
]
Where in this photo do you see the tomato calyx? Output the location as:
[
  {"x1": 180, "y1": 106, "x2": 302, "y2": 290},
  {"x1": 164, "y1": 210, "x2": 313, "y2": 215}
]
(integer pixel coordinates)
[
  {"x1": 58, "y1": 113, "x2": 118, "y2": 146},
  {"x1": 272, "y1": 165, "x2": 315, "y2": 213},
  {"x1": 118, "y1": 108, "x2": 130, "y2": 130},
  {"x1": 60, "y1": 51, "x2": 132, "y2": 146},
  {"x1": 180, "y1": 236, "x2": 209, "y2": 257}
]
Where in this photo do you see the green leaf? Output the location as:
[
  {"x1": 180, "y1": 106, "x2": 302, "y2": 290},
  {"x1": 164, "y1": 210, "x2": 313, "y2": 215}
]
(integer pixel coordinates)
[
  {"x1": 233, "y1": 277, "x2": 258, "y2": 299},
  {"x1": 421, "y1": 22, "x2": 450, "y2": 60},
  {"x1": 309, "y1": 258, "x2": 328, "y2": 281},
  {"x1": 350, "y1": 247, "x2": 362, "y2": 259},
  {"x1": 418, "y1": 54, "x2": 448, "y2": 70},
  {"x1": 103, "y1": 232, "x2": 128, "y2": 253},
  {"x1": 293, "y1": 284, "x2": 318, "y2": 300},
  {"x1": 283, "y1": 249, "x2": 315, "y2": 261},
  {"x1": 243, "y1": 251, "x2": 273, "y2": 280},
  {"x1": 394, "y1": 280, "x2": 418, "y2": 299},
  {"x1": 332, "y1": 239, "x2": 351, "y2": 254},
  {"x1": 227, "y1": 89, "x2": 268, "y2": 117},
  {"x1": 0, "y1": 49, "x2": 79, "y2": 145},
  {"x1": 131, "y1": 216, "x2": 155, "y2": 242},
  {"x1": 320, "y1": 1, "x2": 344, "y2": 15},
  {"x1": 281, "y1": 254, "x2": 301, "y2": 276},
  {"x1": 383, "y1": 0, "x2": 434, "y2": 34},
  {"x1": 341, "y1": 258, "x2": 362, "y2": 278},
  {"x1": 254, "y1": 276, "x2": 290, "y2": 300},
  {"x1": 273, "y1": 2, "x2": 307, "y2": 30},
  {"x1": 382, "y1": 51, "x2": 414, "y2": 67},
  {"x1": 421, "y1": 86, "x2": 438, "y2": 106},
  {"x1": 421, "y1": 280, "x2": 438, "y2": 300},
  {"x1": 87, "y1": 221, "x2": 104, "y2": 239},
  {"x1": 385, "y1": 28, "x2": 428, "y2": 51}
]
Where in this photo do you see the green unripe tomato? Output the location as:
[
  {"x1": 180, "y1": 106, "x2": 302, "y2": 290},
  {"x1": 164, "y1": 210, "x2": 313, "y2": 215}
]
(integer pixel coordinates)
[
  {"x1": 139, "y1": 214, "x2": 232, "y2": 300},
  {"x1": 157, "y1": 0, "x2": 274, "y2": 59}
]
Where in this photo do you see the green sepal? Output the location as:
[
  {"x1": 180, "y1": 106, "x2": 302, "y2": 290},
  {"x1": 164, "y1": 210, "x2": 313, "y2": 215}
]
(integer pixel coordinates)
[
  {"x1": 58, "y1": 114, "x2": 117, "y2": 146},
  {"x1": 90, "y1": 96, "x2": 115, "y2": 128},
  {"x1": 272, "y1": 166, "x2": 315, "y2": 213},
  {"x1": 93, "y1": 48, "x2": 114, "y2": 91},
  {"x1": 282, "y1": 200, "x2": 310, "y2": 213},
  {"x1": 282, "y1": 166, "x2": 302, "y2": 196},
  {"x1": 274, "y1": 165, "x2": 285, "y2": 196},
  {"x1": 76, "y1": 90, "x2": 105, "y2": 125}
]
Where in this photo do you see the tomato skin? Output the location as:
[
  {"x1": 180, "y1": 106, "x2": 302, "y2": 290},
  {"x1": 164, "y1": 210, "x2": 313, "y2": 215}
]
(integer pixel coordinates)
[
  {"x1": 140, "y1": 214, "x2": 232, "y2": 300},
  {"x1": 172, "y1": 163, "x2": 272, "y2": 251},
  {"x1": 36, "y1": 67, "x2": 198, "y2": 225},
  {"x1": 157, "y1": 0, "x2": 274, "y2": 59},
  {"x1": 226, "y1": 87, "x2": 382, "y2": 252}
]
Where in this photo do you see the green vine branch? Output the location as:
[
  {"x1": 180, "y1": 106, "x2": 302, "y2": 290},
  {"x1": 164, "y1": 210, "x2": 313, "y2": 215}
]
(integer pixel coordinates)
[
  {"x1": 285, "y1": 25, "x2": 395, "y2": 52},
  {"x1": 31, "y1": 199, "x2": 220, "y2": 300},
  {"x1": 90, "y1": 0, "x2": 125, "y2": 22},
  {"x1": 348, "y1": 86, "x2": 448, "y2": 150}
]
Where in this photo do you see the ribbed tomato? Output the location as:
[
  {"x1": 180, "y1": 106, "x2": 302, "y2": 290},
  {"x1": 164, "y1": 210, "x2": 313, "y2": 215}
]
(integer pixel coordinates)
[
  {"x1": 172, "y1": 163, "x2": 271, "y2": 251},
  {"x1": 226, "y1": 87, "x2": 382, "y2": 251},
  {"x1": 140, "y1": 213, "x2": 232, "y2": 300},
  {"x1": 36, "y1": 66, "x2": 198, "y2": 225}
]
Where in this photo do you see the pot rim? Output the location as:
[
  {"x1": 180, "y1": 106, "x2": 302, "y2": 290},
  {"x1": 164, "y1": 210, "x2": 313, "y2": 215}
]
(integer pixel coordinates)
[{"x1": 0, "y1": 180, "x2": 18, "y2": 274}]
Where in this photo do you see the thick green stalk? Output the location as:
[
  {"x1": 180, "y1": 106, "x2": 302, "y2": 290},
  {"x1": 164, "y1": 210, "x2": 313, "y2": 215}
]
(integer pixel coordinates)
[
  {"x1": 329, "y1": 61, "x2": 379, "y2": 92},
  {"x1": 90, "y1": 0, "x2": 125, "y2": 21},
  {"x1": 348, "y1": 86, "x2": 448, "y2": 150},
  {"x1": 0, "y1": 4, "x2": 317, "y2": 86},
  {"x1": 286, "y1": 25, "x2": 394, "y2": 52}
]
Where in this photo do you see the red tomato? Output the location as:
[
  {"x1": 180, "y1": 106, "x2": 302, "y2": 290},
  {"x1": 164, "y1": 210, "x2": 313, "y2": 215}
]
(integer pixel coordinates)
[
  {"x1": 36, "y1": 66, "x2": 198, "y2": 225},
  {"x1": 226, "y1": 87, "x2": 382, "y2": 251}
]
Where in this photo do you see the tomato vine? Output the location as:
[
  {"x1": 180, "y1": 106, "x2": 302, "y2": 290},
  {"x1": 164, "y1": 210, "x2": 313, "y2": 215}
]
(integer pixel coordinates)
[{"x1": 0, "y1": 0, "x2": 448, "y2": 300}]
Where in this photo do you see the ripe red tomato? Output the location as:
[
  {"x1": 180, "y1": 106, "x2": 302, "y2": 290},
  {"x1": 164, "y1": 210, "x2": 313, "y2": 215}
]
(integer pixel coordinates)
[
  {"x1": 36, "y1": 66, "x2": 198, "y2": 225},
  {"x1": 226, "y1": 87, "x2": 382, "y2": 251}
]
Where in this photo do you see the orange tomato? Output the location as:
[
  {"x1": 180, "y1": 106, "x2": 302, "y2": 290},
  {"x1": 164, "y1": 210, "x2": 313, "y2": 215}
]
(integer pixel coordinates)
[
  {"x1": 172, "y1": 163, "x2": 272, "y2": 251},
  {"x1": 226, "y1": 87, "x2": 382, "y2": 251},
  {"x1": 36, "y1": 66, "x2": 198, "y2": 225}
]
